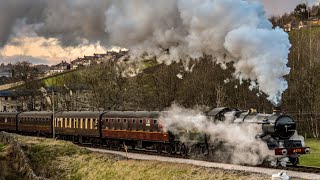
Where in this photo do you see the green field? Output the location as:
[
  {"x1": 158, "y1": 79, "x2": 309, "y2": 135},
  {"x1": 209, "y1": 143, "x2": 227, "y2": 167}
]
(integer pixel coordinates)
[{"x1": 300, "y1": 138, "x2": 320, "y2": 167}]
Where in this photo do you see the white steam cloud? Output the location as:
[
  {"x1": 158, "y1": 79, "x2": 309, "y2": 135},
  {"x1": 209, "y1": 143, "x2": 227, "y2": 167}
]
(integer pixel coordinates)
[
  {"x1": 0, "y1": 0, "x2": 291, "y2": 104},
  {"x1": 105, "y1": 0, "x2": 291, "y2": 105},
  {"x1": 160, "y1": 104, "x2": 274, "y2": 165}
]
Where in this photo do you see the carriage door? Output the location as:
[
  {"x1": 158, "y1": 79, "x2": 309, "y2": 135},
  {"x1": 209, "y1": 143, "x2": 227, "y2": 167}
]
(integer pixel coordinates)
[
  {"x1": 132, "y1": 119, "x2": 136, "y2": 131},
  {"x1": 146, "y1": 119, "x2": 150, "y2": 132}
]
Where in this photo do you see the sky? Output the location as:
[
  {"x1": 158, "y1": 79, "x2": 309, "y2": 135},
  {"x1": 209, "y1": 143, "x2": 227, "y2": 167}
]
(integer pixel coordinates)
[
  {"x1": 0, "y1": 0, "x2": 317, "y2": 65},
  {"x1": 262, "y1": 0, "x2": 320, "y2": 16}
]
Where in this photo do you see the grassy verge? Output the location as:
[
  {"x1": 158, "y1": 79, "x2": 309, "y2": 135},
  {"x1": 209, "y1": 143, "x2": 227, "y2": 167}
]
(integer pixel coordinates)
[
  {"x1": 0, "y1": 143, "x2": 4, "y2": 152},
  {"x1": 0, "y1": 144, "x2": 24, "y2": 179},
  {"x1": 14, "y1": 135, "x2": 272, "y2": 180},
  {"x1": 300, "y1": 138, "x2": 320, "y2": 167}
]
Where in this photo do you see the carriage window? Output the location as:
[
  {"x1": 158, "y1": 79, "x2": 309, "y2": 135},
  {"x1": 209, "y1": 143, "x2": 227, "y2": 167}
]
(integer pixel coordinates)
[
  {"x1": 71, "y1": 118, "x2": 74, "y2": 128},
  {"x1": 75, "y1": 118, "x2": 78, "y2": 128},
  {"x1": 104, "y1": 119, "x2": 108, "y2": 129},
  {"x1": 110, "y1": 119, "x2": 114, "y2": 129},
  {"x1": 146, "y1": 119, "x2": 150, "y2": 132},
  {"x1": 66, "y1": 118, "x2": 71, "y2": 128},
  {"x1": 62, "y1": 118, "x2": 65, "y2": 127},
  {"x1": 79, "y1": 118, "x2": 82, "y2": 128},
  {"x1": 116, "y1": 119, "x2": 121, "y2": 130},
  {"x1": 69, "y1": 118, "x2": 71, "y2": 128},
  {"x1": 64, "y1": 118, "x2": 66, "y2": 127},
  {"x1": 131, "y1": 119, "x2": 136, "y2": 131},
  {"x1": 94, "y1": 119, "x2": 98, "y2": 129},
  {"x1": 60, "y1": 118, "x2": 63, "y2": 127},
  {"x1": 138, "y1": 119, "x2": 143, "y2": 131},
  {"x1": 91, "y1": 118, "x2": 94, "y2": 129},
  {"x1": 123, "y1": 119, "x2": 127, "y2": 129},
  {"x1": 154, "y1": 119, "x2": 159, "y2": 132}
]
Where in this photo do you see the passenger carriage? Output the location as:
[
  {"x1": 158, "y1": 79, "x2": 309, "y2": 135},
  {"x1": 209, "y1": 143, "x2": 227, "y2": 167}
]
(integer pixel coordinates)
[
  {"x1": 17, "y1": 112, "x2": 52, "y2": 136},
  {"x1": 54, "y1": 111, "x2": 104, "y2": 143},
  {"x1": 0, "y1": 112, "x2": 19, "y2": 132},
  {"x1": 101, "y1": 111, "x2": 169, "y2": 149}
]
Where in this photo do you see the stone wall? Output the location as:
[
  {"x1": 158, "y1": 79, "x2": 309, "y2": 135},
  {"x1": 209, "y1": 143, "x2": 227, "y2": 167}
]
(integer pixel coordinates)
[{"x1": 0, "y1": 132, "x2": 49, "y2": 180}]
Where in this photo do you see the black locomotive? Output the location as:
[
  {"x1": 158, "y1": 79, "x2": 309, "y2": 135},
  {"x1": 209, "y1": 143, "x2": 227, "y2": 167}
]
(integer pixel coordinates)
[
  {"x1": 207, "y1": 107, "x2": 310, "y2": 165},
  {"x1": 0, "y1": 107, "x2": 310, "y2": 166}
]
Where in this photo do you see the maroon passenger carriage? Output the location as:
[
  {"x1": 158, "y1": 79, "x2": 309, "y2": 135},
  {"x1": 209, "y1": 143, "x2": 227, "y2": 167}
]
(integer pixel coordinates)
[
  {"x1": 0, "y1": 112, "x2": 20, "y2": 132},
  {"x1": 101, "y1": 111, "x2": 169, "y2": 149},
  {"x1": 17, "y1": 112, "x2": 52, "y2": 137}
]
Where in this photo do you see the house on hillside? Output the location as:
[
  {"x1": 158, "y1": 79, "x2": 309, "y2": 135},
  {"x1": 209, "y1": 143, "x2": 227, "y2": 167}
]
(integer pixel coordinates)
[
  {"x1": 0, "y1": 90, "x2": 19, "y2": 112},
  {"x1": 49, "y1": 61, "x2": 71, "y2": 74},
  {"x1": 0, "y1": 68, "x2": 12, "y2": 78},
  {"x1": 284, "y1": 20, "x2": 306, "y2": 32},
  {"x1": 93, "y1": 53, "x2": 108, "y2": 64},
  {"x1": 71, "y1": 58, "x2": 83, "y2": 69},
  {"x1": 71, "y1": 56, "x2": 93, "y2": 69},
  {"x1": 70, "y1": 50, "x2": 130, "y2": 69},
  {"x1": 306, "y1": 17, "x2": 320, "y2": 27}
]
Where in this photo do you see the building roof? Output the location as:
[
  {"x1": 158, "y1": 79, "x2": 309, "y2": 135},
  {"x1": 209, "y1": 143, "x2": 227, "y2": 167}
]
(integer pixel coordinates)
[
  {"x1": 308, "y1": 17, "x2": 319, "y2": 21},
  {"x1": 54, "y1": 61, "x2": 70, "y2": 67},
  {"x1": 0, "y1": 90, "x2": 17, "y2": 97},
  {"x1": 83, "y1": 56, "x2": 94, "y2": 60}
]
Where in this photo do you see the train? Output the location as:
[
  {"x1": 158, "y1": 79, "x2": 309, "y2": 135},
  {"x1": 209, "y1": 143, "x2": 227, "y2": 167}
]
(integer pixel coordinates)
[{"x1": 0, "y1": 107, "x2": 310, "y2": 166}]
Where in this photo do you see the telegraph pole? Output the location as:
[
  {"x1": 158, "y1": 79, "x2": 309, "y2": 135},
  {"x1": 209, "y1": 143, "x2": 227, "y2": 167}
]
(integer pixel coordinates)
[{"x1": 52, "y1": 88, "x2": 55, "y2": 139}]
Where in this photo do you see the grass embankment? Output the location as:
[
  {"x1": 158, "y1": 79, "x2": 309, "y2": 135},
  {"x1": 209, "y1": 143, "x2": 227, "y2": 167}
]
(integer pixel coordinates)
[
  {"x1": 0, "y1": 143, "x2": 24, "y2": 180},
  {"x1": 15, "y1": 135, "x2": 269, "y2": 180},
  {"x1": 300, "y1": 138, "x2": 320, "y2": 167}
]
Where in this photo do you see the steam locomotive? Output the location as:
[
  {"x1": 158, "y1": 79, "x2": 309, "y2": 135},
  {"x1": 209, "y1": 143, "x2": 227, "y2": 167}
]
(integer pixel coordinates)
[{"x1": 0, "y1": 107, "x2": 310, "y2": 166}]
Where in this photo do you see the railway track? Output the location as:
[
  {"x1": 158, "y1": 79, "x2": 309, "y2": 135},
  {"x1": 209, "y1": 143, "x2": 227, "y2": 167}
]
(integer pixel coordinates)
[
  {"x1": 79, "y1": 143, "x2": 320, "y2": 175},
  {"x1": 276, "y1": 165, "x2": 320, "y2": 174}
]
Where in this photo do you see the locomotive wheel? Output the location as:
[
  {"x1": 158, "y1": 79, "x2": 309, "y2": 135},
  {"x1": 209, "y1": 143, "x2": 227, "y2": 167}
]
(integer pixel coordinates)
[
  {"x1": 72, "y1": 136, "x2": 78, "y2": 143},
  {"x1": 114, "y1": 141, "x2": 121, "y2": 150},
  {"x1": 79, "y1": 136, "x2": 83, "y2": 144},
  {"x1": 164, "y1": 145, "x2": 172, "y2": 154},
  {"x1": 156, "y1": 144, "x2": 163, "y2": 154},
  {"x1": 290, "y1": 157, "x2": 299, "y2": 166},
  {"x1": 106, "y1": 140, "x2": 111, "y2": 148},
  {"x1": 181, "y1": 144, "x2": 188, "y2": 157}
]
